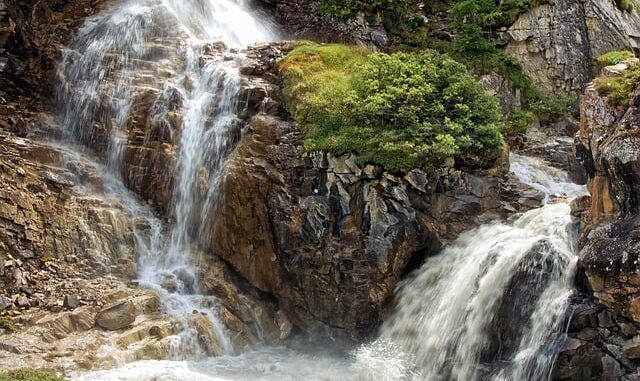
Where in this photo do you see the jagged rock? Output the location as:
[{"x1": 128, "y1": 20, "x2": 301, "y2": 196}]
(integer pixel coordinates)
[
  {"x1": 96, "y1": 301, "x2": 137, "y2": 331},
  {"x1": 623, "y1": 336, "x2": 640, "y2": 359},
  {"x1": 210, "y1": 114, "x2": 541, "y2": 342},
  {"x1": 561, "y1": 63, "x2": 640, "y2": 380}
]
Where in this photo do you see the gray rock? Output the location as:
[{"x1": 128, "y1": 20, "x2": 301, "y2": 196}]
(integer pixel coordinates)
[
  {"x1": 0, "y1": 294, "x2": 11, "y2": 310},
  {"x1": 63, "y1": 294, "x2": 80, "y2": 309}
]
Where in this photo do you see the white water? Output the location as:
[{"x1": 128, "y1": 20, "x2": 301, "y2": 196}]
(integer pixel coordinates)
[
  {"x1": 371, "y1": 156, "x2": 587, "y2": 381},
  {"x1": 57, "y1": 0, "x2": 278, "y2": 358}
]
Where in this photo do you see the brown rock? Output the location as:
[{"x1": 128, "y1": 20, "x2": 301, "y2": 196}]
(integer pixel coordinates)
[{"x1": 96, "y1": 300, "x2": 137, "y2": 331}]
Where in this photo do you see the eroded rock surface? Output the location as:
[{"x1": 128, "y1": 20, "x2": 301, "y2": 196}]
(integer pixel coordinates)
[
  {"x1": 558, "y1": 61, "x2": 640, "y2": 380},
  {"x1": 505, "y1": 0, "x2": 640, "y2": 93}
]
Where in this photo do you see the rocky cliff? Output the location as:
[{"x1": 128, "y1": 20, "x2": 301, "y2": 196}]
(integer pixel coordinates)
[
  {"x1": 506, "y1": 0, "x2": 640, "y2": 93},
  {"x1": 556, "y1": 59, "x2": 640, "y2": 380}
]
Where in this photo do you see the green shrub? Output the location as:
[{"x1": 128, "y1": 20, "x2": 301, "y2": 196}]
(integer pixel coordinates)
[
  {"x1": 0, "y1": 369, "x2": 66, "y2": 381},
  {"x1": 594, "y1": 62, "x2": 640, "y2": 107},
  {"x1": 616, "y1": 0, "x2": 636, "y2": 12},
  {"x1": 596, "y1": 50, "x2": 636, "y2": 67},
  {"x1": 530, "y1": 92, "x2": 578, "y2": 123},
  {"x1": 279, "y1": 43, "x2": 504, "y2": 172},
  {"x1": 504, "y1": 110, "x2": 535, "y2": 135},
  {"x1": 0, "y1": 317, "x2": 16, "y2": 333}
]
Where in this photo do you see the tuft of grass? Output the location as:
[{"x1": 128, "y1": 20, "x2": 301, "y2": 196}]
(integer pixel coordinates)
[
  {"x1": 596, "y1": 50, "x2": 636, "y2": 67},
  {"x1": 594, "y1": 62, "x2": 640, "y2": 108},
  {"x1": 0, "y1": 317, "x2": 17, "y2": 333},
  {"x1": 0, "y1": 369, "x2": 67, "y2": 381},
  {"x1": 278, "y1": 43, "x2": 504, "y2": 172}
]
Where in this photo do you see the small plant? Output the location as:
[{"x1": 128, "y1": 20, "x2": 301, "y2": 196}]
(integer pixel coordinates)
[
  {"x1": 503, "y1": 110, "x2": 535, "y2": 135},
  {"x1": 0, "y1": 369, "x2": 67, "y2": 381},
  {"x1": 594, "y1": 62, "x2": 640, "y2": 107},
  {"x1": 530, "y1": 92, "x2": 578, "y2": 123},
  {"x1": 0, "y1": 316, "x2": 17, "y2": 333},
  {"x1": 596, "y1": 50, "x2": 636, "y2": 67}
]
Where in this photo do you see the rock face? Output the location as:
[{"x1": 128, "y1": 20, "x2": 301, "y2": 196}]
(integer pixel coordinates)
[
  {"x1": 1, "y1": 0, "x2": 107, "y2": 96},
  {"x1": 255, "y1": 0, "x2": 388, "y2": 50},
  {"x1": 505, "y1": 0, "x2": 640, "y2": 93},
  {"x1": 559, "y1": 61, "x2": 640, "y2": 380},
  {"x1": 209, "y1": 113, "x2": 541, "y2": 342}
]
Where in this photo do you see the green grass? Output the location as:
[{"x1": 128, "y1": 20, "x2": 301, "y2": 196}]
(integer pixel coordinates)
[
  {"x1": 0, "y1": 317, "x2": 17, "y2": 333},
  {"x1": 0, "y1": 369, "x2": 66, "y2": 381},
  {"x1": 594, "y1": 62, "x2": 640, "y2": 108},
  {"x1": 279, "y1": 42, "x2": 504, "y2": 172},
  {"x1": 596, "y1": 50, "x2": 636, "y2": 67}
]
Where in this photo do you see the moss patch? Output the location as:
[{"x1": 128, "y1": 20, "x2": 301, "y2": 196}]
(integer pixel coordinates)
[{"x1": 0, "y1": 369, "x2": 67, "y2": 381}]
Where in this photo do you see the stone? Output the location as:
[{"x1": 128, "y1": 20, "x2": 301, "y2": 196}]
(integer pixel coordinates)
[
  {"x1": 63, "y1": 294, "x2": 80, "y2": 309},
  {"x1": 0, "y1": 294, "x2": 11, "y2": 310},
  {"x1": 15, "y1": 295, "x2": 30, "y2": 308},
  {"x1": 623, "y1": 336, "x2": 640, "y2": 359},
  {"x1": 96, "y1": 300, "x2": 137, "y2": 331}
]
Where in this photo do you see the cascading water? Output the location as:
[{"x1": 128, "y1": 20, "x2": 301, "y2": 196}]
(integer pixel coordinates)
[
  {"x1": 56, "y1": 0, "x2": 278, "y2": 358},
  {"x1": 363, "y1": 154, "x2": 588, "y2": 381}
]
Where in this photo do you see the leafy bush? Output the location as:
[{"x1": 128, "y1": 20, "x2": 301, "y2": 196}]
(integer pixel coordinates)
[
  {"x1": 504, "y1": 110, "x2": 535, "y2": 135},
  {"x1": 279, "y1": 43, "x2": 504, "y2": 172},
  {"x1": 530, "y1": 92, "x2": 578, "y2": 123},
  {"x1": 596, "y1": 50, "x2": 636, "y2": 67},
  {"x1": 0, "y1": 369, "x2": 66, "y2": 381},
  {"x1": 594, "y1": 62, "x2": 640, "y2": 107}
]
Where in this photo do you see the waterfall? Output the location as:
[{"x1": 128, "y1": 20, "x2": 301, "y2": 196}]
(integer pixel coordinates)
[
  {"x1": 56, "y1": 0, "x2": 278, "y2": 357},
  {"x1": 358, "y1": 155, "x2": 588, "y2": 381},
  {"x1": 56, "y1": 0, "x2": 590, "y2": 379}
]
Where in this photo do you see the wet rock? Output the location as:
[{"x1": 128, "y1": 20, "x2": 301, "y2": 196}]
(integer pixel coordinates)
[
  {"x1": 96, "y1": 300, "x2": 137, "y2": 331},
  {"x1": 186, "y1": 314, "x2": 224, "y2": 356}
]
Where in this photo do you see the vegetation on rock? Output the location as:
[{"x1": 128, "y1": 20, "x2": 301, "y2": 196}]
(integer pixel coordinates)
[
  {"x1": 279, "y1": 42, "x2": 504, "y2": 171},
  {"x1": 594, "y1": 62, "x2": 640, "y2": 108},
  {"x1": 596, "y1": 50, "x2": 636, "y2": 67},
  {"x1": 0, "y1": 369, "x2": 66, "y2": 381},
  {"x1": 0, "y1": 316, "x2": 17, "y2": 332}
]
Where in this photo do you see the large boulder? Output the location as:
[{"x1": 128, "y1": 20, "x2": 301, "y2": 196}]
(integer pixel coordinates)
[
  {"x1": 96, "y1": 300, "x2": 137, "y2": 331},
  {"x1": 209, "y1": 114, "x2": 536, "y2": 342}
]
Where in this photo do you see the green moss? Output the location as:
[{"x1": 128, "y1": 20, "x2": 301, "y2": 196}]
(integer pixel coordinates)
[
  {"x1": 594, "y1": 62, "x2": 640, "y2": 108},
  {"x1": 0, "y1": 369, "x2": 66, "y2": 381},
  {"x1": 596, "y1": 50, "x2": 636, "y2": 67},
  {"x1": 279, "y1": 43, "x2": 504, "y2": 172}
]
